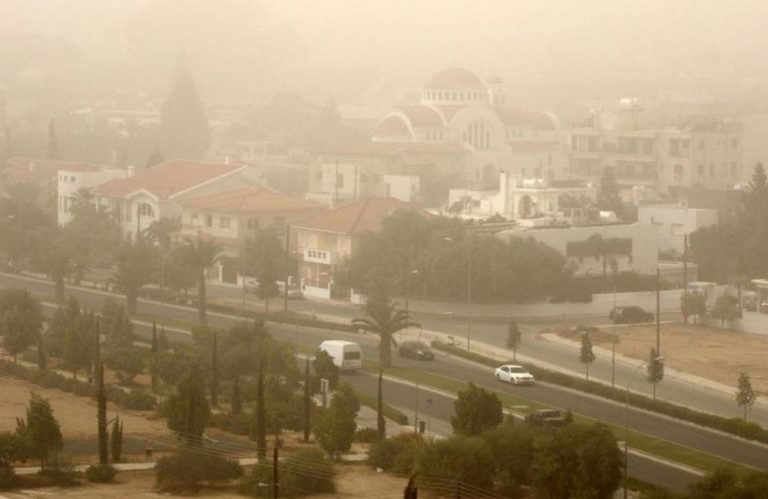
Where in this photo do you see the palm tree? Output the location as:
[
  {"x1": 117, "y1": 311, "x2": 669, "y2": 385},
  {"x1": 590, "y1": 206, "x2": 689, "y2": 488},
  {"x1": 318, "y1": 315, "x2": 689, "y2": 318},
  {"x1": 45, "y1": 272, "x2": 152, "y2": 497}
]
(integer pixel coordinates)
[
  {"x1": 144, "y1": 216, "x2": 181, "y2": 255},
  {"x1": 111, "y1": 239, "x2": 157, "y2": 315},
  {"x1": 351, "y1": 294, "x2": 417, "y2": 367},
  {"x1": 179, "y1": 236, "x2": 222, "y2": 325}
]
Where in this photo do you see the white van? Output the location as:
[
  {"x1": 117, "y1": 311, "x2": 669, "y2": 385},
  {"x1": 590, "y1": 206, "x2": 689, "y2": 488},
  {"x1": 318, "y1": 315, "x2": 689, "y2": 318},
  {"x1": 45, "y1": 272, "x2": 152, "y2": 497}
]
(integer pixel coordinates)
[{"x1": 318, "y1": 340, "x2": 363, "y2": 371}]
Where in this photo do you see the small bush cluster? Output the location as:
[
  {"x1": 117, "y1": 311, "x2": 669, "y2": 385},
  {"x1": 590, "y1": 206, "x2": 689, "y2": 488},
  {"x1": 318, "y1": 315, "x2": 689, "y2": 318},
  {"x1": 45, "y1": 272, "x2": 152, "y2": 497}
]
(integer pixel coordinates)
[
  {"x1": 368, "y1": 433, "x2": 426, "y2": 474},
  {"x1": 354, "y1": 427, "x2": 379, "y2": 443},
  {"x1": 155, "y1": 450, "x2": 243, "y2": 494},
  {"x1": 241, "y1": 449, "x2": 335, "y2": 497},
  {"x1": 431, "y1": 341, "x2": 768, "y2": 444},
  {"x1": 0, "y1": 359, "x2": 156, "y2": 411},
  {"x1": 209, "y1": 413, "x2": 254, "y2": 436},
  {"x1": 85, "y1": 464, "x2": 117, "y2": 483}
]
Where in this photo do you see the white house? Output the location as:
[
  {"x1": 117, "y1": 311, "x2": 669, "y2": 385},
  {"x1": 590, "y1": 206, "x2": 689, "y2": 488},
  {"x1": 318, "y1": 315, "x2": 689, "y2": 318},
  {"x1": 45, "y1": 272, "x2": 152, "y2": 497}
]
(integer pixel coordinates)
[
  {"x1": 637, "y1": 203, "x2": 719, "y2": 256},
  {"x1": 57, "y1": 166, "x2": 129, "y2": 226},
  {"x1": 93, "y1": 160, "x2": 264, "y2": 240}
]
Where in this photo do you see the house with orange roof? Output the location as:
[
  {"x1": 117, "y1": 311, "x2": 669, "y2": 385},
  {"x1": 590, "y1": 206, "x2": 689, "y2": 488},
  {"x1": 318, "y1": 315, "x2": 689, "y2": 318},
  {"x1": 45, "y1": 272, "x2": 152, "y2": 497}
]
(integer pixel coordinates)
[
  {"x1": 292, "y1": 197, "x2": 421, "y2": 299},
  {"x1": 175, "y1": 186, "x2": 326, "y2": 283},
  {"x1": 93, "y1": 159, "x2": 264, "y2": 240}
]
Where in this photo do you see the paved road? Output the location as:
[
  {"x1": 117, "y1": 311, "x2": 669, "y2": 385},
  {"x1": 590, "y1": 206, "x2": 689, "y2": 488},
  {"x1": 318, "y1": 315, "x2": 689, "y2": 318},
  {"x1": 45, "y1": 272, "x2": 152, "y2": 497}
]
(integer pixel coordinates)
[
  {"x1": 4, "y1": 274, "x2": 768, "y2": 489},
  {"x1": 206, "y1": 280, "x2": 768, "y2": 426}
]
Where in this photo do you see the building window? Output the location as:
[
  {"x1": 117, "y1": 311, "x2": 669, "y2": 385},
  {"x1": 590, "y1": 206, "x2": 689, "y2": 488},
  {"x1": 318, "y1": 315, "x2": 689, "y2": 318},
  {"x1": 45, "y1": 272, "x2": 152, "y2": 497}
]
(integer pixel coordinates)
[
  {"x1": 247, "y1": 217, "x2": 259, "y2": 230},
  {"x1": 205, "y1": 215, "x2": 212, "y2": 227},
  {"x1": 273, "y1": 216, "x2": 286, "y2": 228},
  {"x1": 731, "y1": 138, "x2": 739, "y2": 149},
  {"x1": 336, "y1": 173, "x2": 344, "y2": 188},
  {"x1": 138, "y1": 203, "x2": 155, "y2": 217},
  {"x1": 191, "y1": 213, "x2": 199, "y2": 225},
  {"x1": 709, "y1": 164, "x2": 715, "y2": 177},
  {"x1": 314, "y1": 170, "x2": 322, "y2": 182},
  {"x1": 220, "y1": 217, "x2": 231, "y2": 230},
  {"x1": 697, "y1": 164, "x2": 704, "y2": 176},
  {"x1": 699, "y1": 140, "x2": 706, "y2": 151}
]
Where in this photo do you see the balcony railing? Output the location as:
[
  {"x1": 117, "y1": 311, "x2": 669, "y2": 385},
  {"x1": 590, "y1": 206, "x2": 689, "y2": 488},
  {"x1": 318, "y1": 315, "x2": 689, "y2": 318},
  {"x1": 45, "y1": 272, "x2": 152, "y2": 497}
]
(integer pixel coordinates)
[{"x1": 302, "y1": 248, "x2": 336, "y2": 265}]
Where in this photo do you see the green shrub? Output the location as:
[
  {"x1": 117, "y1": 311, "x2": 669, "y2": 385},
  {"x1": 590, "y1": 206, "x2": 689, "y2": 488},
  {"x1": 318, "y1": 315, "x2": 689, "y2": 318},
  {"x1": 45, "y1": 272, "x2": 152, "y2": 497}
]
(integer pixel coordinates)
[
  {"x1": 368, "y1": 433, "x2": 426, "y2": 474},
  {"x1": 155, "y1": 450, "x2": 243, "y2": 494},
  {"x1": 209, "y1": 413, "x2": 254, "y2": 436},
  {"x1": 354, "y1": 427, "x2": 379, "y2": 443},
  {"x1": 0, "y1": 467, "x2": 17, "y2": 489},
  {"x1": 85, "y1": 464, "x2": 116, "y2": 483},
  {"x1": 43, "y1": 453, "x2": 79, "y2": 486},
  {"x1": 120, "y1": 390, "x2": 156, "y2": 410}
]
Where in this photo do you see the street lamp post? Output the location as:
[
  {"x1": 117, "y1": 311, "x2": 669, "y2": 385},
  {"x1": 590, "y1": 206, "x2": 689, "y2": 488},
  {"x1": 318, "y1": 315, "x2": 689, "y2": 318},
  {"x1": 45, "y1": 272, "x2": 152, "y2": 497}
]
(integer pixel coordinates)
[
  {"x1": 624, "y1": 356, "x2": 664, "y2": 499},
  {"x1": 443, "y1": 237, "x2": 473, "y2": 352},
  {"x1": 405, "y1": 269, "x2": 419, "y2": 315},
  {"x1": 426, "y1": 398, "x2": 432, "y2": 435}
]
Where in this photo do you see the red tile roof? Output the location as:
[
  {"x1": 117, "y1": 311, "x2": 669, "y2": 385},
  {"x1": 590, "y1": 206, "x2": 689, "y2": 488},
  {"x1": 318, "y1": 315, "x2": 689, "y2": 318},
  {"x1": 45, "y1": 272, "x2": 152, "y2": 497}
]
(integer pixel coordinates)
[
  {"x1": 94, "y1": 160, "x2": 244, "y2": 199},
  {"x1": 373, "y1": 115, "x2": 412, "y2": 137},
  {"x1": 179, "y1": 186, "x2": 325, "y2": 214},
  {"x1": 3, "y1": 157, "x2": 104, "y2": 185},
  {"x1": 293, "y1": 197, "x2": 420, "y2": 235},
  {"x1": 395, "y1": 106, "x2": 446, "y2": 127},
  {"x1": 425, "y1": 68, "x2": 484, "y2": 89},
  {"x1": 495, "y1": 107, "x2": 558, "y2": 131},
  {"x1": 312, "y1": 141, "x2": 466, "y2": 157}
]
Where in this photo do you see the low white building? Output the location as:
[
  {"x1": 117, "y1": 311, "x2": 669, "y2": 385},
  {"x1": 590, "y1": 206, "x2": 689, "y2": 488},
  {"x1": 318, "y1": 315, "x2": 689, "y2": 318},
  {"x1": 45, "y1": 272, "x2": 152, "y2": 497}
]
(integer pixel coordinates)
[
  {"x1": 637, "y1": 203, "x2": 719, "y2": 255},
  {"x1": 57, "y1": 166, "x2": 129, "y2": 226},
  {"x1": 496, "y1": 222, "x2": 658, "y2": 276},
  {"x1": 448, "y1": 171, "x2": 595, "y2": 220}
]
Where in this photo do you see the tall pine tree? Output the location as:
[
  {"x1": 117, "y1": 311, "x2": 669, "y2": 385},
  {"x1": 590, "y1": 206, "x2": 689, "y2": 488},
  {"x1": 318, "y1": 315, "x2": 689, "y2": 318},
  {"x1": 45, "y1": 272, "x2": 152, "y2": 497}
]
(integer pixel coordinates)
[
  {"x1": 159, "y1": 53, "x2": 210, "y2": 160},
  {"x1": 596, "y1": 166, "x2": 623, "y2": 218}
]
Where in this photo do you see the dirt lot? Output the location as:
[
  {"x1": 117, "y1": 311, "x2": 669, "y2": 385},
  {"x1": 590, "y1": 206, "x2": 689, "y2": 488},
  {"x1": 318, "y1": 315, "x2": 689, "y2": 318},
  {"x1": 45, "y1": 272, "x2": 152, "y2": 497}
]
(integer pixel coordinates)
[
  {"x1": 556, "y1": 323, "x2": 768, "y2": 394},
  {"x1": 0, "y1": 465, "x2": 409, "y2": 498},
  {"x1": 0, "y1": 375, "x2": 167, "y2": 441}
]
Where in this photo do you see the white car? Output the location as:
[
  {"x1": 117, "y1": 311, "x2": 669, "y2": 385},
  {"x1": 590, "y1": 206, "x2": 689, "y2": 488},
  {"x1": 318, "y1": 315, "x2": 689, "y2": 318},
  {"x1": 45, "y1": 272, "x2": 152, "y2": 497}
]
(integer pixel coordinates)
[{"x1": 494, "y1": 364, "x2": 535, "y2": 385}]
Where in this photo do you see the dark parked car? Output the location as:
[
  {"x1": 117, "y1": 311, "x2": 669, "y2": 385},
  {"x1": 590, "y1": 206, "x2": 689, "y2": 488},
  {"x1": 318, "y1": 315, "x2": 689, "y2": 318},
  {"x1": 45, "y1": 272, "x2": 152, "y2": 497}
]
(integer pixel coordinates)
[
  {"x1": 398, "y1": 341, "x2": 434, "y2": 360},
  {"x1": 524, "y1": 409, "x2": 567, "y2": 427},
  {"x1": 609, "y1": 306, "x2": 654, "y2": 324}
]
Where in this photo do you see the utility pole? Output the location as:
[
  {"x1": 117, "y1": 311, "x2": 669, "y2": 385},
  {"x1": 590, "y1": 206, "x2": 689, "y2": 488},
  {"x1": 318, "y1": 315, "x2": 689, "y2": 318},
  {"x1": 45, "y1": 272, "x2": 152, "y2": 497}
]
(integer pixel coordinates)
[
  {"x1": 284, "y1": 224, "x2": 290, "y2": 313},
  {"x1": 466, "y1": 236, "x2": 473, "y2": 352},
  {"x1": 272, "y1": 447, "x2": 279, "y2": 499},
  {"x1": 656, "y1": 268, "x2": 661, "y2": 355},
  {"x1": 683, "y1": 233, "x2": 688, "y2": 292}
]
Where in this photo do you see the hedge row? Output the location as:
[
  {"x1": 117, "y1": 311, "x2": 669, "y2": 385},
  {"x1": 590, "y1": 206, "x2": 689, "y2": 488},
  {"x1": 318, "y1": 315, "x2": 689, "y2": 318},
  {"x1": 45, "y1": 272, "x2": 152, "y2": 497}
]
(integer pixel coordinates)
[
  {"x1": 0, "y1": 359, "x2": 156, "y2": 411},
  {"x1": 430, "y1": 341, "x2": 768, "y2": 444}
]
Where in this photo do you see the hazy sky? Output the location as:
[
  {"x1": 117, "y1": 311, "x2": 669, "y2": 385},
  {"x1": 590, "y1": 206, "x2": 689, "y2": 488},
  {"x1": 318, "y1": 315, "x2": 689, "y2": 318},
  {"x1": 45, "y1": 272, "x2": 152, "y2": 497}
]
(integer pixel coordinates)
[{"x1": 1, "y1": 0, "x2": 767, "y2": 106}]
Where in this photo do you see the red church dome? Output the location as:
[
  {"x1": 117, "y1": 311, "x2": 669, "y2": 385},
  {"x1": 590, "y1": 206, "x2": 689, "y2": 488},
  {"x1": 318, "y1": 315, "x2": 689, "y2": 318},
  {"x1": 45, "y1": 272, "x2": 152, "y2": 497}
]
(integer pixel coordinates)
[{"x1": 425, "y1": 68, "x2": 484, "y2": 89}]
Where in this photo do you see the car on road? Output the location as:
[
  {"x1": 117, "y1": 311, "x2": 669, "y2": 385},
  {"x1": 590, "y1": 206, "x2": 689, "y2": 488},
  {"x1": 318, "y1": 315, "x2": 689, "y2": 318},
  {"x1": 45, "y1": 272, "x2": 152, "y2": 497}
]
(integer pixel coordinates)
[
  {"x1": 524, "y1": 409, "x2": 567, "y2": 427},
  {"x1": 398, "y1": 341, "x2": 434, "y2": 360},
  {"x1": 609, "y1": 305, "x2": 654, "y2": 324},
  {"x1": 494, "y1": 364, "x2": 535, "y2": 385}
]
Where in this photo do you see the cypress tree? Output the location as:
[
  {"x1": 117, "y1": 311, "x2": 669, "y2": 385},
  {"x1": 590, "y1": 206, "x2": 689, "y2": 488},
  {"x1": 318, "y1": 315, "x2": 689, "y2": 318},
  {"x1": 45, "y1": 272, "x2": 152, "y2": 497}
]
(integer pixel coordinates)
[
  {"x1": 211, "y1": 328, "x2": 218, "y2": 407},
  {"x1": 303, "y1": 357, "x2": 311, "y2": 443},
  {"x1": 159, "y1": 53, "x2": 210, "y2": 160},
  {"x1": 97, "y1": 364, "x2": 108, "y2": 465},
  {"x1": 231, "y1": 376, "x2": 242, "y2": 415},
  {"x1": 255, "y1": 361, "x2": 266, "y2": 460},
  {"x1": 111, "y1": 416, "x2": 123, "y2": 463}
]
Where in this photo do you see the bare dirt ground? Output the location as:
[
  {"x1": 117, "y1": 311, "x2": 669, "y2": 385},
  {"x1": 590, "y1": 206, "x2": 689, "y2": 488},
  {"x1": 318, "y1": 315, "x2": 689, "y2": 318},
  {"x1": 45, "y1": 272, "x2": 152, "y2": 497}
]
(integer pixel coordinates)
[
  {"x1": 0, "y1": 465, "x2": 410, "y2": 498},
  {"x1": 0, "y1": 375, "x2": 166, "y2": 441},
  {"x1": 555, "y1": 323, "x2": 768, "y2": 394}
]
